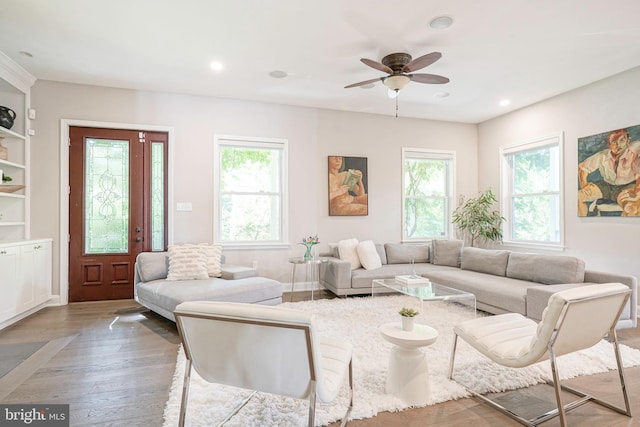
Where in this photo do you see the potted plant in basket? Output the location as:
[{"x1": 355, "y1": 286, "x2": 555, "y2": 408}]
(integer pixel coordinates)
[{"x1": 398, "y1": 307, "x2": 419, "y2": 331}]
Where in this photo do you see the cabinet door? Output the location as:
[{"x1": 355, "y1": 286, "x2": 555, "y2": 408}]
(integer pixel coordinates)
[
  {"x1": 18, "y1": 243, "x2": 36, "y2": 312},
  {"x1": 0, "y1": 245, "x2": 20, "y2": 322},
  {"x1": 34, "y1": 241, "x2": 52, "y2": 304}
]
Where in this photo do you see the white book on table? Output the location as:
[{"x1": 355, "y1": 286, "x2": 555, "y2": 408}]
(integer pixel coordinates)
[{"x1": 395, "y1": 275, "x2": 430, "y2": 285}]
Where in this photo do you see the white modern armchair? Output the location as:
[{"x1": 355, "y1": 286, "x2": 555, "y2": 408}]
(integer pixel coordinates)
[
  {"x1": 448, "y1": 282, "x2": 632, "y2": 427},
  {"x1": 174, "y1": 300, "x2": 353, "y2": 427}
]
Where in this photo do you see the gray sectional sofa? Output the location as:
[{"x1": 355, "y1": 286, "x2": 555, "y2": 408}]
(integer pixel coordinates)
[
  {"x1": 320, "y1": 240, "x2": 637, "y2": 329},
  {"x1": 134, "y1": 251, "x2": 283, "y2": 321}
]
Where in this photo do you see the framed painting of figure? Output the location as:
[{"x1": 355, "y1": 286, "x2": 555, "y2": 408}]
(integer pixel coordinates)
[
  {"x1": 578, "y1": 124, "x2": 640, "y2": 217},
  {"x1": 328, "y1": 156, "x2": 368, "y2": 216}
]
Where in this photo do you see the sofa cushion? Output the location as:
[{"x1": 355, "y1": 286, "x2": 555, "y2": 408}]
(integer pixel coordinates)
[
  {"x1": 384, "y1": 243, "x2": 429, "y2": 264},
  {"x1": 166, "y1": 244, "x2": 209, "y2": 280},
  {"x1": 431, "y1": 240, "x2": 463, "y2": 267},
  {"x1": 375, "y1": 243, "x2": 388, "y2": 265},
  {"x1": 425, "y1": 269, "x2": 529, "y2": 315},
  {"x1": 136, "y1": 276, "x2": 283, "y2": 320},
  {"x1": 338, "y1": 238, "x2": 362, "y2": 269},
  {"x1": 461, "y1": 247, "x2": 510, "y2": 277},
  {"x1": 137, "y1": 251, "x2": 169, "y2": 282},
  {"x1": 506, "y1": 252, "x2": 585, "y2": 284},
  {"x1": 327, "y1": 243, "x2": 340, "y2": 258},
  {"x1": 357, "y1": 240, "x2": 382, "y2": 270},
  {"x1": 221, "y1": 265, "x2": 259, "y2": 280}
]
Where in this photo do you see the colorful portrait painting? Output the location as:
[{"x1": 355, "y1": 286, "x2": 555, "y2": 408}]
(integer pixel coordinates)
[
  {"x1": 578, "y1": 124, "x2": 640, "y2": 217},
  {"x1": 328, "y1": 156, "x2": 368, "y2": 216}
]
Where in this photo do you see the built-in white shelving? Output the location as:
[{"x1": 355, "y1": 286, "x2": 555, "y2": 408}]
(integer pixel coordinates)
[{"x1": 0, "y1": 52, "x2": 33, "y2": 241}]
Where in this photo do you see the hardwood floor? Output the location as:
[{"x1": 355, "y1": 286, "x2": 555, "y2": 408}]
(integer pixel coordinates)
[{"x1": 1, "y1": 295, "x2": 639, "y2": 426}]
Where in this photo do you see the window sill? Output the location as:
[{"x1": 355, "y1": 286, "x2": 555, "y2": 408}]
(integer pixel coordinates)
[
  {"x1": 500, "y1": 240, "x2": 566, "y2": 252},
  {"x1": 220, "y1": 242, "x2": 290, "y2": 251}
]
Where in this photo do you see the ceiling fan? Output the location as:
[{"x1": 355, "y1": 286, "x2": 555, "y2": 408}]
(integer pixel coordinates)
[{"x1": 344, "y1": 52, "x2": 450, "y2": 95}]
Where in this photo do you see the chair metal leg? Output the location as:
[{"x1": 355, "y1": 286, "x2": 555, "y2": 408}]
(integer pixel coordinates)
[
  {"x1": 178, "y1": 358, "x2": 192, "y2": 427},
  {"x1": 610, "y1": 327, "x2": 632, "y2": 416},
  {"x1": 308, "y1": 380, "x2": 317, "y2": 427},
  {"x1": 339, "y1": 359, "x2": 354, "y2": 427},
  {"x1": 548, "y1": 345, "x2": 568, "y2": 427},
  {"x1": 447, "y1": 334, "x2": 458, "y2": 379}
]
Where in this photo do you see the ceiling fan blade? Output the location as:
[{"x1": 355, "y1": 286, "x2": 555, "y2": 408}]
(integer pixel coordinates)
[
  {"x1": 360, "y1": 58, "x2": 393, "y2": 74},
  {"x1": 344, "y1": 77, "x2": 383, "y2": 89},
  {"x1": 410, "y1": 73, "x2": 450, "y2": 84},
  {"x1": 402, "y1": 52, "x2": 442, "y2": 73}
]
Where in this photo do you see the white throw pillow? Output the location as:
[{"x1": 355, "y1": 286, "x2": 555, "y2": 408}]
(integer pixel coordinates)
[
  {"x1": 166, "y1": 244, "x2": 209, "y2": 280},
  {"x1": 338, "y1": 238, "x2": 361, "y2": 269},
  {"x1": 357, "y1": 240, "x2": 382, "y2": 270},
  {"x1": 199, "y1": 243, "x2": 223, "y2": 277}
]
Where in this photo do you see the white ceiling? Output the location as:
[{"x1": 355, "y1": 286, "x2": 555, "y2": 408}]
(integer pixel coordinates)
[{"x1": 1, "y1": 0, "x2": 640, "y2": 123}]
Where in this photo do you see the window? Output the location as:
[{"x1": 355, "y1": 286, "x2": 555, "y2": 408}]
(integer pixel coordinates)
[
  {"x1": 213, "y1": 135, "x2": 288, "y2": 247},
  {"x1": 402, "y1": 148, "x2": 455, "y2": 240},
  {"x1": 501, "y1": 133, "x2": 563, "y2": 246}
]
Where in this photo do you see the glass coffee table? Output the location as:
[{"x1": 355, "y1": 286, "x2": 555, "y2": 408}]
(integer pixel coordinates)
[{"x1": 371, "y1": 278, "x2": 476, "y2": 315}]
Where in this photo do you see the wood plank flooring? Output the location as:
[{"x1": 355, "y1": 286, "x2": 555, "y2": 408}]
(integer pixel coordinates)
[{"x1": 1, "y1": 294, "x2": 639, "y2": 426}]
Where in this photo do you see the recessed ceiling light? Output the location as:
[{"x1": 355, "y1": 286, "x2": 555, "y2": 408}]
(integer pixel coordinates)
[
  {"x1": 19, "y1": 51, "x2": 33, "y2": 58},
  {"x1": 269, "y1": 70, "x2": 288, "y2": 78},
  {"x1": 430, "y1": 16, "x2": 453, "y2": 30},
  {"x1": 499, "y1": 99, "x2": 511, "y2": 107},
  {"x1": 210, "y1": 61, "x2": 224, "y2": 71},
  {"x1": 434, "y1": 91, "x2": 450, "y2": 98},
  {"x1": 360, "y1": 83, "x2": 375, "y2": 89}
]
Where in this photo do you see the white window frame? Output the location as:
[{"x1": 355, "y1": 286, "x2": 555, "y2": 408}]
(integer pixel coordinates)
[
  {"x1": 213, "y1": 134, "x2": 289, "y2": 249},
  {"x1": 401, "y1": 147, "x2": 456, "y2": 242},
  {"x1": 500, "y1": 132, "x2": 564, "y2": 249}
]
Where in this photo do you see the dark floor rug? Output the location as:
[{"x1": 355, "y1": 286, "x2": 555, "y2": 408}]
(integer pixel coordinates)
[{"x1": 0, "y1": 341, "x2": 47, "y2": 378}]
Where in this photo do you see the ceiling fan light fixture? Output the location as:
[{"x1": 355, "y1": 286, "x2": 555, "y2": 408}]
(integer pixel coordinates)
[
  {"x1": 269, "y1": 70, "x2": 288, "y2": 79},
  {"x1": 383, "y1": 75, "x2": 411, "y2": 91},
  {"x1": 430, "y1": 16, "x2": 453, "y2": 29}
]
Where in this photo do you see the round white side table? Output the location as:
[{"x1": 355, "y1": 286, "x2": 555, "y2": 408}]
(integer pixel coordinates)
[{"x1": 379, "y1": 322, "x2": 439, "y2": 406}]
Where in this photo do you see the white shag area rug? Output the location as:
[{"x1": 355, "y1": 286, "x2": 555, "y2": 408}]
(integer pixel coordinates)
[{"x1": 162, "y1": 295, "x2": 640, "y2": 427}]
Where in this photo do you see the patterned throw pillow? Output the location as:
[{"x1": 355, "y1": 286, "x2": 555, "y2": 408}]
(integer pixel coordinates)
[
  {"x1": 201, "y1": 244, "x2": 223, "y2": 277},
  {"x1": 166, "y1": 244, "x2": 209, "y2": 280}
]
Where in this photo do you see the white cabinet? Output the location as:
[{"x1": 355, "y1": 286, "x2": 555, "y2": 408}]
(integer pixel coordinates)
[
  {"x1": 0, "y1": 239, "x2": 52, "y2": 329},
  {"x1": 0, "y1": 244, "x2": 20, "y2": 322}
]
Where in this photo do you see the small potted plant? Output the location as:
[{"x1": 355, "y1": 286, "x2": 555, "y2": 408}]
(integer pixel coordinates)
[{"x1": 398, "y1": 307, "x2": 419, "y2": 331}]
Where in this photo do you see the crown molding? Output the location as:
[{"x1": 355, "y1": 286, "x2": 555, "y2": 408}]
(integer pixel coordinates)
[{"x1": 0, "y1": 50, "x2": 36, "y2": 92}]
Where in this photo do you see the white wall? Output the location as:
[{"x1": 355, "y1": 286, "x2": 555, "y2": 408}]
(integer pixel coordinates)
[
  {"x1": 478, "y1": 66, "x2": 640, "y2": 281},
  {"x1": 30, "y1": 81, "x2": 478, "y2": 296}
]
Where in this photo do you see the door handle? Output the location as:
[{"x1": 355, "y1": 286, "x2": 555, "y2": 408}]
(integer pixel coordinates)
[
  {"x1": 135, "y1": 237, "x2": 142, "y2": 242},
  {"x1": 135, "y1": 227, "x2": 142, "y2": 232}
]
